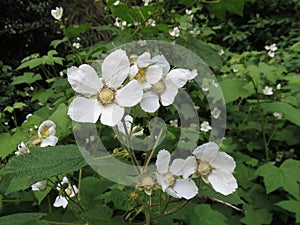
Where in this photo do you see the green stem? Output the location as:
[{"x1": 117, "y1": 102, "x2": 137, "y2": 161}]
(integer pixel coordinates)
[
  {"x1": 152, "y1": 200, "x2": 189, "y2": 221},
  {"x1": 145, "y1": 196, "x2": 151, "y2": 225}
]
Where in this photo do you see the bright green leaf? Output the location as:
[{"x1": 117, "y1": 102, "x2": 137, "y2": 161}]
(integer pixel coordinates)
[
  {"x1": 12, "y1": 72, "x2": 42, "y2": 85},
  {"x1": 276, "y1": 200, "x2": 300, "y2": 223}
]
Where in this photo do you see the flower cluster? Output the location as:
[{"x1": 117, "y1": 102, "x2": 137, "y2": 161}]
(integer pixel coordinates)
[
  {"x1": 145, "y1": 142, "x2": 238, "y2": 200},
  {"x1": 67, "y1": 49, "x2": 198, "y2": 126},
  {"x1": 264, "y1": 43, "x2": 278, "y2": 58}
]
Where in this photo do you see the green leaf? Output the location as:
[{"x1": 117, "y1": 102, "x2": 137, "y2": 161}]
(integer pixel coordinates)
[
  {"x1": 111, "y1": 189, "x2": 134, "y2": 211},
  {"x1": 261, "y1": 102, "x2": 300, "y2": 126},
  {"x1": 0, "y1": 145, "x2": 87, "y2": 186},
  {"x1": 219, "y1": 79, "x2": 250, "y2": 103},
  {"x1": 64, "y1": 23, "x2": 91, "y2": 38},
  {"x1": 276, "y1": 200, "x2": 300, "y2": 223},
  {"x1": 208, "y1": 0, "x2": 244, "y2": 19},
  {"x1": 240, "y1": 205, "x2": 273, "y2": 225},
  {"x1": 50, "y1": 37, "x2": 69, "y2": 48},
  {"x1": 188, "y1": 204, "x2": 227, "y2": 225},
  {"x1": 255, "y1": 159, "x2": 300, "y2": 199},
  {"x1": 5, "y1": 176, "x2": 32, "y2": 194},
  {"x1": 12, "y1": 72, "x2": 42, "y2": 85},
  {"x1": 0, "y1": 213, "x2": 47, "y2": 225}
]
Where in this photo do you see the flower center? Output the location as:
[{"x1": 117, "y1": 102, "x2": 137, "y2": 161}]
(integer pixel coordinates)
[
  {"x1": 152, "y1": 81, "x2": 166, "y2": 94},
  {"x1": 40, "y1": 127, "x2": 50, "y2": 137},
  {"x1": 141, "y1": 176, "x2": 155, "y2": 190},
  {"x1": 197, "y1": 161, "x2": 212, "y2": 176},
  {"x1": 56, "y1": 12, "x2": 61, "y2": 17},
  {"x1": 134, "y1": 68, "x2": 146, "y2": 83},
  {"x1": 98, "y1": 86, "x2": 116, "y2": 105},
  {"x1": 165, "y1": 172, "x2": 176, "y2": 186},
  {"x1": 65, "y1": 187, "x2": 73, "y2": 196}
]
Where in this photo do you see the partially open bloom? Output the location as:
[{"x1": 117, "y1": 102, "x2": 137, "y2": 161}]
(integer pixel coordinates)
[
  {"x1": 116, "y1": 114, "x2": 143, "y2": 136},
  {"x1": 53, "y1": 177, "x2": 78, "y2": 208},
  {"x1": 200, "y1": 121, "x2": 212, "y2": 132},
  {"x1": 15, "y1": 142, "x2": 30, "y2": 156},
  {"x1": 51, "y1": 7, "x2": 63, "y2": 20},
  {"x1": 263, "y1": 86, "x2": 273, "y2": 95},
  {"x1": 192, "y1": 142, "x2": 238, "y2": 195},
  {"x1": 31, "y1": 180, "x2": 48, "y2": 191},
  {"x1": 37, "y1": 120, "x2": 58, "y2": 147},
  {"x1": 156, "y1": 150, "x2": 198, "y2": 199},
  {"x1": 67, "y1": 49, "x2": 143, "y2": 126}
]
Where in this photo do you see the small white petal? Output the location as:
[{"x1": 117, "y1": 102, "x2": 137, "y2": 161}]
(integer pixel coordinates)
[
  {"x1": 208, "y1": 170, "x2": 238, "y2": 195},
  {"x1": 156, "y1": 173, "x2": 170, "y2": 192},
  {"x1": 160, "y1": 79, "x2": 178, "y2": 106},
  {"x1": 192, "y1": 142, "x2": 219, "y2": 162},
  {"x1": 140, "y1": 91, "x2": 160, "y2": 113},
  {"x1": 102, "y1": 49, "x2": 130, "y2": 88},
  {"x1": 137, "y1": 52, "x2": 152, "y2": 68},
  {"x1": 62, "y1": 177, "x2": 69, "y2": 184},
  {"x1": 53, "y1": 196, "x2": 68, "y2": 208},
  {"x1": 145, "y1": 65, "x2": 163, "y2": 84},
  {"x1": 31, "y1": 180, "x2": 47, "y2": 191},
  {"x1": 210, "y1": 152, "x2": 236, "y2": 173},
  {"x1": 100, "y1": 104, "x2": 124, "y2": 126},
  {"x1": 68, "y1": 97, "x2": 102, "y2": 123},
  {"x1": 156, "y1": 150, "x2": 171, "y2": 174},
  {"x1": 173, "y1": 179, "x2": 198, "y2": 199},
  {"x1": 40, "y1": 136, "x2": 58, "y2": 147},
  {"x1": 129, "y1": 64, "x2": 139, "y2": 78},
  {"x1": 116, "y1": 80, "x2": 143, "y2": 107},
  {"x1": 166, "y1": 69, "x2": 190, "y2": 88},
  {"x1": 152, "y1": 55, "x2": 170, "y2": 75},
  {"x1": 67, "y1": 64, "x2": 102, "y2": 95},
  {"x1": 165, "y1": 187, "x2": 181, "y2": 198}
]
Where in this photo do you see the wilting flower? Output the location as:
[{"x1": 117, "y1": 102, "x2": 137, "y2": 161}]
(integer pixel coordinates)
[
  {"x1": 37, "y1": 120, "x2": 58, "y2": 147},
  {"x1": 156, "y1": 150, "x2": 198, "y2": 199},
  {"x1": 129, "y1": 52, "x2": 163, "y2": 89},
  {"x1": 51, "y1": 7, "x2": 63, "y2": 20},
  {"x1": 192, "y1": 142, "x2": 238, "y2": 195},
  {"x1": 15, "y1": 142, "x2": 30, "y2": 156},
  {"x1": 53, "y1": 177, "x2": 78, "y2": 208},
  {"x1": 169, "y1": 27, "x2": 180, "y2": 37},
  {"x1": 136, "y1": 174, "x2": 156, "y2": 195},
  {"x1": 263, "y1": 86, "x2": 273, "y2": 95},
  {"x1": 116, "y1": 114, "x2": 143, "y2": 136},
  {"x1": 140, "y1": 55, "x2": 197, "y2": 113},
  {"x1": 31, "y1": 180, "x2": 48, "y2": 191},
  {"x1": 200, "y1": 121, "x2": 212, "y2": 132},
  {"x1": 67, "y1": 49, "x2": 143, "y2": 126}
]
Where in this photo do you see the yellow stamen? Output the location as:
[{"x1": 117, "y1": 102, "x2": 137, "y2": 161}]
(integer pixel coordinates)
[
  {"x1": 165, "y1": 172, "x2": 175, "y2": 186},
  {"x1": 152, "y1": 81, "x2": 165, "y2": 94},
  {"x1": 134, "y1": 68, "x2": 146, "y2": 83},
  {"x1": 65, "y1": 187, "x2": 73, "y2": 196},
  {"x1": 98, "y1": 86, "x2": 116, "y2": 105},
  {"x1": 40, "y1": 127, "x2": 50, "y2": 137},
  {"x1": 197, "y1": 161, "x2": 212, "y2": 176}
]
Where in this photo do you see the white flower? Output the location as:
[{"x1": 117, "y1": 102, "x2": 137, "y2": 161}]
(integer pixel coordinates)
[
  {"x1": 169, "y1": 119, "x2": 178, "y2": 127},
  {"x1": 233, "y1": 68, "x2": 239, "y2": 73},
  {"x1": 114, "y1": 17, "x2": 127, "y2": 29},
  {"x1": 201, "y1": 83, "x2": 209, "y2": 92},
  {"x1": 67, "y1": 49, "x2": 143, "y2": 126},
  {"x1": 129, "y1": 52, "x2": 163, "y2": 89},
  {"x1": 15, "y1": 142, "x2": 30, "y2": 156},
  {"x1": 51, "y1": 7, "x2": 63, "y2": 20},
  {"x1": 72, "y1": 42, "x2": 80, "y2": 49},
  {"x1": 185, "y1": 9, "x2": 192, "y2": 15},
  {"x1": 156, "y1": 150, "x2": 198, "y2": 199},
  {"x1": 189, "y1": 28, "x2": 200, "y2": 35},
  {"x1": 263, "y1": 86, "x2": 273, "y2": 95},
  {"x1": 265, "y1": 43, "x2": 278, "y2": 52},
  {"x1": 211, "y1": 107, "x2": 221, "y2": 119},
  {"x1": 143, "y1": 0, "x2": 152, "y2": 6},
  {"x1": 267, "y1": 51, "x2": 275, "y2": 58},
  {"x1": 140, "y1": 55, "x2": 197, "y2": 113},
  {"x1": 117, "y1": 115, "x2": 144, "y2": 136},
  {"x1": 53, "y1": 177, "x2": 79, "y2": 208},
  {"x1": 273, "y1": 112, "x2": 283, "y2": 120},
  {"x1": 218, "y1": 49, "x2": 225, "y2": 56},
  {"x1": 169, "y1": 27, "x2": 180, "y2": 37},
  {"x1": 192, "y1": 142, "x2": 238, "y2": 195},
  {"x1": 147, "y1": 18, "x2": 156, "y2": 27},
  {"x1": 137, "y1": 40, "x2": 147, "y2": 46},
  {"x1": 113, "y1": 0, "x2": 120, "y2": 5},
  {"x1": 200, "y1": 121, "x2": 212, "y2": 132},
  {"x1": 38, "y1": 120, "x2": 58, "y2": 147},
  {"x1": 276, "y1": 83, "x2": 281, "y2": 90},
  {"x1": 31, "y1": 180, "x2": 48, "y2": 191}
]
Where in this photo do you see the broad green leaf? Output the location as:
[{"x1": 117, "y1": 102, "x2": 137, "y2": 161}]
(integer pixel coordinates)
[
  {"x1": 255, "y1": 159, "x2": 300, "y2": 199},
  {"x1": 276, "y1": 200, "x2": 300, "y2": 223},
  {"x1": 64, "y1": 23, "x2": 91, "y2": 38},
  {"x1": 50, "y1": 37, "x2": 69, "y2": 48},
  {"x1": 188, "y1": 204, "x2": 227, "y2": 225},
  {"x1": 111, "y1": 188, "x2": 134, "y2": 211},
  {"x1": 261, "y1": 102, "x2": 300, "y2": 126},
  {"x1": 12, "y1": 72, "x2": 42, "y2": 85},
  {"x1": 0, "y1": 213, "x2": 47, "y2": 225},
  {"x1": 240, "y1": 205, "x2": 273, "y2": 225},
  {"x1": 5, "y1": 176, "x2": 32, "y2": 194},
  {"x1": 0, "y1": 145, "x2": 87, "y2": 185},
  {"x1": 219, "y1": 79, "x2": 250, "y2": 103},
  {"x1": 13, "y1": 102, "x2": 27, "y2": 109},
  {"x1": 0, "y1": 133, "x2": 13, "y2": 158},
  {"x1": 208, "y1": 0, "x2": 244, "y2": 19}
]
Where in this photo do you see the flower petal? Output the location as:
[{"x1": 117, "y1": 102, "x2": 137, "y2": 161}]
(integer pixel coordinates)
[
  {"x1": 129, "y1": 64, "x2": 139, "y2": 79},
  {"x1": 38, "y1": 120, "x2": 56, "y2": 137},
  {"x1": 53, "y1": 196, "x2": 68, "y2": 208},
  {"x1": 160, "y1": 79, "x2": 178, "y2": 106},
  {"x1": 137, "y1": 52, "x2": 152, "y2": 68},
  {"x1": 211, "y1": 152, "x2": 236, "y2": 173},
  {"x1": 40, "y1": 136, "x2": 58, "y2": 147},
  {"x1": 116, "y1": 80, "x2": 143, "y2": 107},
  {"x1": 140, "y1": 91, "x2": 160, "y2": 113},
  {"x1": 100, "y1": 103, "x2": 124, "y2": 126},
  {"x1": 102, "y1": 49, "x2": 130, "y2": 88},
  {"x1": 173, "y1": 179, "x2": 198, "y2": 200},
  {"x1": 192, "y1": 142, "x2": 219, "y2": 162},
  {"x1": 170, "y1": 156, "x2": 197, "y2": 178},
  {"x1": 156, "y1": 150, "x2": 171, "y2": 174},
  {"x1": 166, "y1": 69, "x2": 189, "y2": 88},
  {"x1": 156, "y1": 173, "x2": 170, "y2": 192},
  {"x1": 152, "y1": 55, "x2": 170, "y2": 75},
  {"x1": 208, "y1": 170, "x2": 238, "y2": 195},
  {"x1": 166, "y1": 187, "x2": 181, "y2": 198},
  {"x1": 146, "y1": 65, "x2": 163, "y2": 84},
  {"x1": 68, "y1": 97, "x2": 102, "y2": 123},
  {"x1": 67, "y1": 64, "x2": 102, "y2": 95}
]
